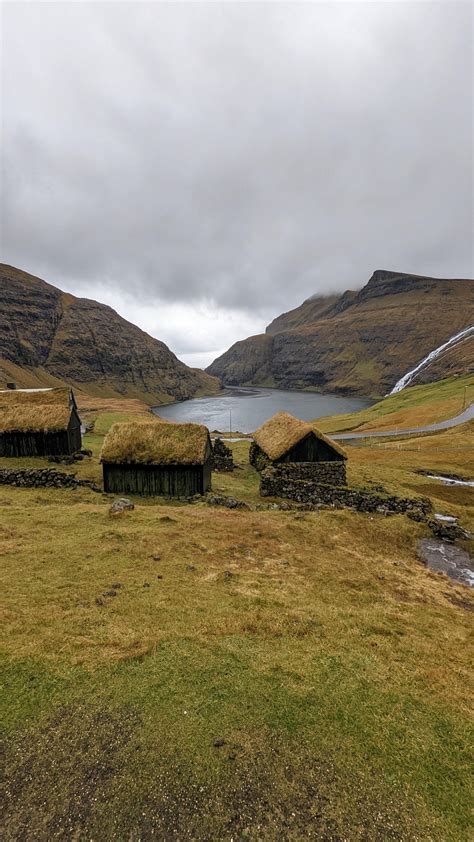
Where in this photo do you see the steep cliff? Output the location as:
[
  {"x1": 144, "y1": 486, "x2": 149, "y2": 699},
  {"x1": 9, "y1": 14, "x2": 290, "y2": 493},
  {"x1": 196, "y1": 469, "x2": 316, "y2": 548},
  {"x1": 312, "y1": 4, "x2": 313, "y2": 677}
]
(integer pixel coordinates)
[
  {"x1": 0, "y1": 264, "x2": 220, "y2": 404},
  {"x1": 207, "y1": 270, "x2": 474, "y2": 397}
]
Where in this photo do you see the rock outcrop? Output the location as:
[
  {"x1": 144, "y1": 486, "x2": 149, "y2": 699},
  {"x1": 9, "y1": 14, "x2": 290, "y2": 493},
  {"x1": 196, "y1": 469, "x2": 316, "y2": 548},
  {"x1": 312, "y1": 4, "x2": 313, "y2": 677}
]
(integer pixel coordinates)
[
  {"x1": 0, "y1": 264, "x2": 220, "y2": 404},
  {"x1": 207, "y1": 270, "x2": 474, "y2": 397}
]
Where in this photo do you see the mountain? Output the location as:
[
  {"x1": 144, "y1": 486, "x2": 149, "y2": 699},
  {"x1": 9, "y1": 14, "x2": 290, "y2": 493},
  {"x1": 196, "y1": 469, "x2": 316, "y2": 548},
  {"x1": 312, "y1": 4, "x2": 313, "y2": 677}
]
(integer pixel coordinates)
[
  {"x1": 0, "y1": 264, "x2": 219, "y2": 404},
  {"x1": 265, "y1": 294, "x2": 341, "y2": 335},
  {"x1": 207, "y1": 270, "x2": 474, "y2": 397}
]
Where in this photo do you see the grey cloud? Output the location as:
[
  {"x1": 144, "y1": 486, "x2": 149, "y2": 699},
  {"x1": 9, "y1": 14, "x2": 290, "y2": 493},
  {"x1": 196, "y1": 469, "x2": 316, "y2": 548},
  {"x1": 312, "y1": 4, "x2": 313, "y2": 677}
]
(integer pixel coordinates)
[{"x1": 1, "y1": 1, "x2": 473, "y2": 329}]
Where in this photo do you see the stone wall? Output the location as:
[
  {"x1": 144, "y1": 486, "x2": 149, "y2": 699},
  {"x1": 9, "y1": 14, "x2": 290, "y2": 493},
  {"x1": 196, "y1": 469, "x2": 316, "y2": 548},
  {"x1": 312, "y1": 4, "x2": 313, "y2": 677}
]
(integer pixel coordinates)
[
  {"x1": 212, "y1": 438, "x2": 234, "y2": 472},
  {"x1": 260, "y1": 466, "x2": 432, "y2": 517},
  {"x1": 249, "y1": 447, "x2": 347, "y2": 484},
  {"x1": 0, "y1": 467, "x2": 100, "y2": 492},
  {"x1": 248, "y1": 441, "x2": 271, "y2": 472},
  {"x1": 267, "y1": 461, "x2": 347, "y2": 486}
]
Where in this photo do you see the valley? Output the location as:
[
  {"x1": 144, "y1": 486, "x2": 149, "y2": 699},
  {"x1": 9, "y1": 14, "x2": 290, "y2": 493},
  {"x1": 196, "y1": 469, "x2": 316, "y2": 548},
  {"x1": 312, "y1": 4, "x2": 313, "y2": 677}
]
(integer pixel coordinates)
[
  {"x1": 3, "y1": 4, "x2": 472, "y2": 838},
  {"x1": 1, "y1": 266, "x2": 472, "y2": 839}
]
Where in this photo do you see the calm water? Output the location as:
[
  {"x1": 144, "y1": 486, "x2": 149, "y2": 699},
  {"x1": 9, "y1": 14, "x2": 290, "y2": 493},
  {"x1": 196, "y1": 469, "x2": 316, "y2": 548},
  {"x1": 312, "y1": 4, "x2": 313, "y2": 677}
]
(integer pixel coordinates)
[{"x1": 153, "y1": 386, "x2": 373, "y2": 433}]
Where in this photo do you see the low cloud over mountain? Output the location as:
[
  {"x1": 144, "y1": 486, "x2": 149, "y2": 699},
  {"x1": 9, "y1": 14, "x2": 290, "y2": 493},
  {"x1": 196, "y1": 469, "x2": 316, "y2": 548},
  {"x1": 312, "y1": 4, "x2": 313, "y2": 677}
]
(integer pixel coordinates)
[{"x1": 2, "y1": 3, "x2": 472, "y2": 367}]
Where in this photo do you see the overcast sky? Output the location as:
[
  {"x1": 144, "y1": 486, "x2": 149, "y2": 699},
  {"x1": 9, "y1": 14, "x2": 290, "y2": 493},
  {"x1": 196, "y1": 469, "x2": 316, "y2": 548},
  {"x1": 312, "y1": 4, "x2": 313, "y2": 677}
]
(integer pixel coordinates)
[{"x1": 1, "y1": 1, "x2": 473, "y2": 368}]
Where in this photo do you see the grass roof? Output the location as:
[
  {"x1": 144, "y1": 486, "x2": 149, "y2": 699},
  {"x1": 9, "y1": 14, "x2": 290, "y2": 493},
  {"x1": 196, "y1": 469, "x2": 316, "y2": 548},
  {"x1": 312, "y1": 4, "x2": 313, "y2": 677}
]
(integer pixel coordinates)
[
  {"x1": 0, "y1": 387, "x2": 72, "y2": 408},
  {"x1": 253, "y1": 412, "x2": 347, "y2": 460},
  {"x1": 0, "y1": 405, "x2": 72, "y2": 433},
  {"x1": 100, "y1": 421, "x2": 211, "y2": 465}
]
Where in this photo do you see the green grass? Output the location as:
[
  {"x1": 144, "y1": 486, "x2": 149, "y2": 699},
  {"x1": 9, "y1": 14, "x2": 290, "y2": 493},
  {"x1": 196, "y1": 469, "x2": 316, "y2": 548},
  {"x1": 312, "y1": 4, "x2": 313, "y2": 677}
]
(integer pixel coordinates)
[
  {"x1": 91, "y1": 411, "x2": 142, "y2": 437},
  {"x1": 1, "y1": 487, "x2": 473, "y2": 839},
  {"x1": 1, "y1": 380, "x2": 473, "y2": 839}
]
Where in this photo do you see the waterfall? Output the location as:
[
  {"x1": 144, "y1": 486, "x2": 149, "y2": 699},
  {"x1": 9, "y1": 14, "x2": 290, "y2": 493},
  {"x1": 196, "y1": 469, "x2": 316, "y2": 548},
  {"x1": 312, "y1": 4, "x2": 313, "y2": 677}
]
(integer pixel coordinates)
[{"x1": 389, "y1": 324, "x2": 474, "y2": 395}]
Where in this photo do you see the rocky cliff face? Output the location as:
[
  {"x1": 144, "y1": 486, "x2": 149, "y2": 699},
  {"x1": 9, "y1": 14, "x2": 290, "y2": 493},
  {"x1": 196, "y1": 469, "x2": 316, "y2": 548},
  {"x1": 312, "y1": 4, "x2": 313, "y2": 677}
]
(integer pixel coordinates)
[
  {"x1": 0, "y1": 264, "x2": 219, "y2": 404},
  {"x1": 207, "y1": 270, "x2": 474, "y2": 397}
]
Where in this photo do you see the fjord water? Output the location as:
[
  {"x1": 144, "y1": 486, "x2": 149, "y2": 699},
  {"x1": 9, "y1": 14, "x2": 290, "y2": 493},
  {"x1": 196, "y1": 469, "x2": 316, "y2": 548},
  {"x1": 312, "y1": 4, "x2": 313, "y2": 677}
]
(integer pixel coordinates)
[{"x1": 153, "y1": 386, "x2": 373, "y2": 433}]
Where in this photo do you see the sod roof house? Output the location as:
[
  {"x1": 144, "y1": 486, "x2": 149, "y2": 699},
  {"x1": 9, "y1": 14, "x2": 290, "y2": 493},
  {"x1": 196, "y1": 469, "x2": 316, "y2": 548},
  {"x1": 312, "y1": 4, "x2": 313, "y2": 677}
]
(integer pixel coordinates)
[
  {"x1": 0, "y1": 387, "x2": 81, "y2": 457},
  {"x1": 250, "y1": 412, "x2": 347, "y2": 484},
  {"x1": 101, "y1": 420, "x2": 213, "y2": 496}
]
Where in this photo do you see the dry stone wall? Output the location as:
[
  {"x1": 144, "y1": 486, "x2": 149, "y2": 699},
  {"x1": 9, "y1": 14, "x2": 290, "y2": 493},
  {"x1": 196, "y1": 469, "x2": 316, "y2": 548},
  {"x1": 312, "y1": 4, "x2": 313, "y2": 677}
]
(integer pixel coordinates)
[
  {"x1": 267, "y1": 461, "x2": 347, "y2": 486},
  {"x1": 260, "y1": 466, "x2": 432, "y2": 517},
  {"x1": 0, "y1": 467, "x2": 100, "y2": 491},
  {"x1": 249, "y1": 447, "x2": 347, "y2": 484},
  {"x1": 212, "y1": 438, "x2": 234, "y2": 472},
  {"x1": 249, "y1": 441, "x2": 271, "y2": 472}
]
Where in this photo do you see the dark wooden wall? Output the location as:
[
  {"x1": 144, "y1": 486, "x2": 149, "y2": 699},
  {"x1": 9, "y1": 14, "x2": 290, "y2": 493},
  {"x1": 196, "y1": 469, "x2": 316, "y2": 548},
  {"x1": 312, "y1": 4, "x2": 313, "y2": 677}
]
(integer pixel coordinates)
[
  {"x1": 202, "y1": 457, "x2": 212, "y2": 493},
  {"x1": 0, "y1": 412, "x2": 82, "y2": 457},
  {"x1": 68, "y1": 413, "x2": 82, "y2": 453},
  {"x1": 278, "y1": 432, "x2": 344, "y2": 464},
  {"x1": 0, "y1": 430, "x2": 72, "y2": 457},
  {"x1": 103, "y1": 459, "x2": 212, "y2": 497}
]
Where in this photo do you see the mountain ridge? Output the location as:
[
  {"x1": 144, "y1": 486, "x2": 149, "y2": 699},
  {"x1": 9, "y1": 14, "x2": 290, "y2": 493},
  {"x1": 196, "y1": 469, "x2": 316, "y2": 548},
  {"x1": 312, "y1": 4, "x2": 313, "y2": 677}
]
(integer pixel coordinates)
[
  {"x1": 207, "y1": 270, "x2": 474, "y2": 397},
  {"x1": 0, "y1": 264, "x2": 220, "y2": 404}
]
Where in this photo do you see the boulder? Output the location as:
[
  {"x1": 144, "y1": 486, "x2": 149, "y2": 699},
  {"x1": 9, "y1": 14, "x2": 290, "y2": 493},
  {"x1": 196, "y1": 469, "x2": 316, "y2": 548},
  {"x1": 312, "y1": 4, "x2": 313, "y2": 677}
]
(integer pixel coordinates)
[
  {"x1": 206, "y1": 494, "x2": 250, "y2": 510},
  {"x1": 109, "y1": 497, "x2": 135, "y2": 515}
]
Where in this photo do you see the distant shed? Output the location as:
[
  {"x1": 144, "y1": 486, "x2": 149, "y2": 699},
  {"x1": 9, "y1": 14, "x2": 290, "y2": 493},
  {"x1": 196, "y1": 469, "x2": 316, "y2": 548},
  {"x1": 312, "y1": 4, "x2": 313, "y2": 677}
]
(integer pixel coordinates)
[
  {"x1": 0, "y1": 387, "x2": 81, "y2": 457},
  {"x1": 249, "y1": 412, "x2": 347, "y2": 481},
  {"x1": 101, "y1": 420, "x2": 213, "y2": 496}
]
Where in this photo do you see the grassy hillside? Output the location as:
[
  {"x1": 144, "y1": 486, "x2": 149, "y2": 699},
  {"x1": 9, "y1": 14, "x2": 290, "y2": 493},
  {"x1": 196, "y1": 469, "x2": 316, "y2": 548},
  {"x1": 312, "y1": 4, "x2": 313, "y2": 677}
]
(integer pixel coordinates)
[
  {"x1": 1, "y1": 381, "x2": 473, "y2": 839},
  {"x1": 0, "y1": 264, "x2": 220, "y2": 405},
  {"x1": 265, "y1": 293, "x2": 340, "y2": 334},
  {"x1": 318, "y1": 374, "x2": 474, "y2": 434}
]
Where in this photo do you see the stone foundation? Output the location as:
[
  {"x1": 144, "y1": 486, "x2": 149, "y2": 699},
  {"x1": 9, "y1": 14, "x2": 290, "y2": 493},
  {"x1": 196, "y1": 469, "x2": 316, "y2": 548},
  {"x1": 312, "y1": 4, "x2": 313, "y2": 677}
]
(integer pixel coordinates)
[
  {"x1": 249, "y1": 445, "x2": 347, "y2": 484},
  {"x1": 0, "y1": 467, "x2": 100, "y2": 492},
  {"x1": 249, "y1": 441, "x2": 271, "y2": 472},
  {"x1": 267, "y1": 461, "x2": 347, "y2": 486},
  {"x1": 260, "y1": 466, "x2": 432, "y2": 517},
  {"x1": 212, "y1": 438, "x2": 234, "y2": 472}
]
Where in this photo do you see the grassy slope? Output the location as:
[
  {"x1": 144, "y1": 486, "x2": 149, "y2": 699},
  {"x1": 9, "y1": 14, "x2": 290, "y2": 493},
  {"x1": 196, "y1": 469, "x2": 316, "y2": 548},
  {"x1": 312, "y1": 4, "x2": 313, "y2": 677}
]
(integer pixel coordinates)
[
  {"x1": 318, "y1": 374, "x2": 474, "y2": 433},
  {"x1": 0, "y1": 357, "x2": 222, "y2": 407},
  {"x1": 0, "y1": 264, "x2": 222, "y2": 406},
  {"x1": 1, "y1": 385, "x2": 473, "y2": 839}
]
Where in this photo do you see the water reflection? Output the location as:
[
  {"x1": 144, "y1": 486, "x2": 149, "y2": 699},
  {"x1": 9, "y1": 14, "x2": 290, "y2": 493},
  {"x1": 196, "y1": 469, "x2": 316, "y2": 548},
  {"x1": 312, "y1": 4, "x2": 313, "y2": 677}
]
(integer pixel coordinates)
[{"x1": 153, "y1": 386, "x2": 373, "y2": 434}]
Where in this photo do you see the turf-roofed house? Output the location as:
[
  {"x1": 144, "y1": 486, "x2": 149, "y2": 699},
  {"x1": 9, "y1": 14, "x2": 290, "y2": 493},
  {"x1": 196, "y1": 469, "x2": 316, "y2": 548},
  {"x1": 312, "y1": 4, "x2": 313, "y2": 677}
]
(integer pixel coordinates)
[
  {"x1": 101, "y1": 420, "x2": 213, "y2": 496},
  {"x1": 250, "y1": 411, "x2": 347, "y2": 485},
  {"x1": 0, "y1": 386, "x2": 81, "y2": 457}
]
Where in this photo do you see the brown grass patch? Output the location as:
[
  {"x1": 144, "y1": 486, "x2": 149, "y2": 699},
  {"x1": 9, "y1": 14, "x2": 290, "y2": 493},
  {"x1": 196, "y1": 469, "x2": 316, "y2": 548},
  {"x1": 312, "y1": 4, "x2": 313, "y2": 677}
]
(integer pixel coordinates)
[
  {"x1": 0, "y1": 404, "x2": 72, "y2": 433},
  {"x1": 0, "y1": 386, "x2": 71, "y2": 407},
  {"x1": 100, "y1": 420, "x2": 211, "y2": 465},
  {"x1": 76, "y1": 394, "x2": 151, "y2": 416},
  {"x1": 0, "y1": 386, "x2": 76, "y2": 432}
]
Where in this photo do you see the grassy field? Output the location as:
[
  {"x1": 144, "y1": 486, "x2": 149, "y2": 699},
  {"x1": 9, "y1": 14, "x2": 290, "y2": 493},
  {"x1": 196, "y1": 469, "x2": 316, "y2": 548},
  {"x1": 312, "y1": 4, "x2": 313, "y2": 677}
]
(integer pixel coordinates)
[{"x1": 1, "y1": 381, "x2": 473, "y2": 839}]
